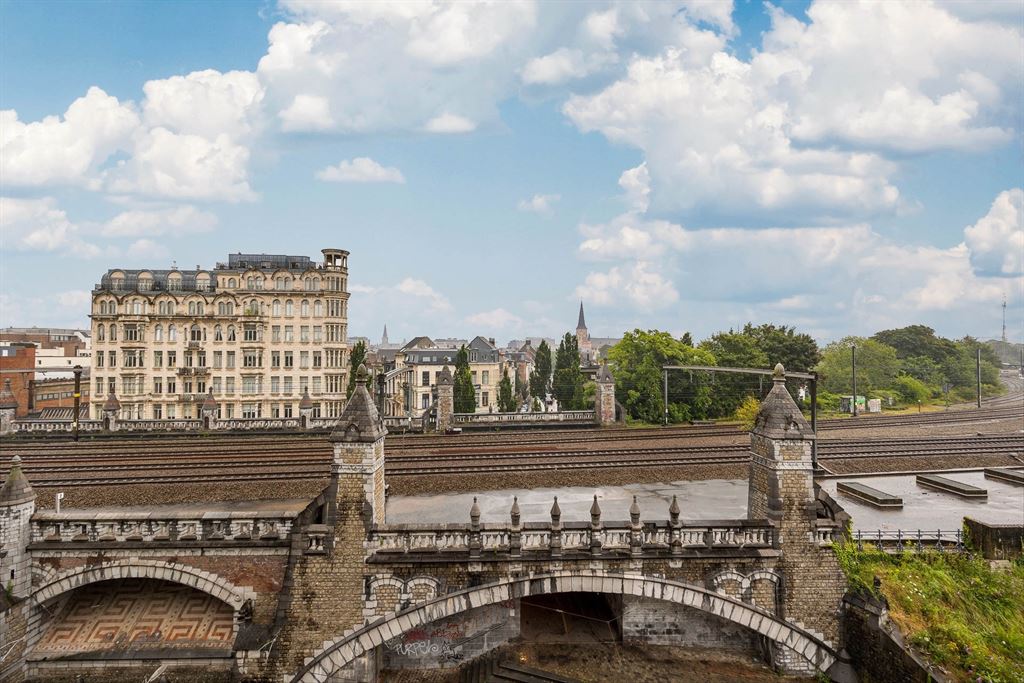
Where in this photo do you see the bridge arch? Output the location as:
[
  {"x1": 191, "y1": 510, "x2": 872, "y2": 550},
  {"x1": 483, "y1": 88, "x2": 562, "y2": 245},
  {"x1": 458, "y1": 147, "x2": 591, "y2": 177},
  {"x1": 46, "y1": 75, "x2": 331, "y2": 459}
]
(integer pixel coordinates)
[
  {"x1": 32, "y1": 559, "x2": 254, "y2": 610},
  {"x1": 290, "y1": 569, "x2": 836, "y2": 682}
]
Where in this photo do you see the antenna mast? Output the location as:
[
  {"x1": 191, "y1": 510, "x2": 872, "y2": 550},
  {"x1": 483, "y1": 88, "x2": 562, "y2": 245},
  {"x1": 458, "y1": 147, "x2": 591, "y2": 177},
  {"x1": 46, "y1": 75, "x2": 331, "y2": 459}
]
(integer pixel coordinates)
[{"x1": 1003, "y1": 296, "x2": 1007, "y2": 343}]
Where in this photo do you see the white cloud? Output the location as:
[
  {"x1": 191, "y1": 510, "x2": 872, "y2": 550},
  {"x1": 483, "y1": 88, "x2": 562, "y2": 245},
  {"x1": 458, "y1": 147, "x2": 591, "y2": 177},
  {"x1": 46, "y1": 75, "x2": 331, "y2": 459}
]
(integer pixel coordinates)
[
  {"x1": 0, "y1": 87, "x2": 139, "y2": 187},
  {"x1": 423, "y1": 113, "x2": 477, "y2": 134},
  {"x1": 315, "y1": 157, "x2": 406, "y2": 184},
  {"x1": 521, "y1": 48, "x2": 616, "y2": 85},
  {"x1": 279, "y1": 94, "x2": 334, "y2": 131},
  {"x1": 0, "y1": 289, "x2": 92, "y2": 329},
  {"x1": 104, "y1": 127, "x2": 256, "y2": 201},
  {"x1": 618, "y1": 163, "x2": 650, "y2": 212},
  {"x1": 574, "y1": 261, "x2": 679, "y2": 310},
  {"x1": 0, "y1": 197, "x2": 100, "y2": 257},
  {"x1": 466, "y1": 308, "x2": 524, "y2": 330},
  {"x1": 964, "y1": 188, "x2": 1023, "y2": 276},
  {"x1": 101, "y1": 205, "x2": 219, "y2": 237},
  {"x1": 142, "y1": 69, "x2": 264, "y2": 140},
  {"x1": 563, "y1": 1, "x2": 1019, "y2": 221},
  {"x1": 395, "y1": 277, "x2": 452, "y2": 312},
  {"x1": 517, "y1": 193, "x2": 560, "y2": 216}
]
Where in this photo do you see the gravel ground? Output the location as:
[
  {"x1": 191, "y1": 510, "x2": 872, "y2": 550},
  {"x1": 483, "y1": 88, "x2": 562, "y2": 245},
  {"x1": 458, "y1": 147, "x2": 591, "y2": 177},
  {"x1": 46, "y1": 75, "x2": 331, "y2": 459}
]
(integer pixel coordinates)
[
  {"x1": 381, "y1": 643, "x2": 812, "y2": 683},
  {"x1": 820, "y1": 453, "x2": 1022, "y2": 475},
  {"x1": 31, "y1": 478, "x2": 329, "y2": 509}
]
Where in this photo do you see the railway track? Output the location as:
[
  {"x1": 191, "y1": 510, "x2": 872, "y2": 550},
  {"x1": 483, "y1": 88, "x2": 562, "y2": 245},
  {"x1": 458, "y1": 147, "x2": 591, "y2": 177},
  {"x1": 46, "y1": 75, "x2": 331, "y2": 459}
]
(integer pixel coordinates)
[{"x1": 4, "y1": 435, "x2": 1019, "y2": 487}]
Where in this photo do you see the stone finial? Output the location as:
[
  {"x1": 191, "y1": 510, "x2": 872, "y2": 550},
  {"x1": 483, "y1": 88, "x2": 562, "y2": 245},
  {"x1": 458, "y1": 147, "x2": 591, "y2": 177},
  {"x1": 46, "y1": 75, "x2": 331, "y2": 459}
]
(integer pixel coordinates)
[
  {"x1": 102, "y1": 391, "x2": 121, "y2": 412},
  {"x1": 0, "y1": 378, "x2": 17, "y2": 409},
  {"x1": 772, "y1": 362, "x2": 786, "y2": 381},
  {"x1": 470, "y1": 497, "x2": 480, "y2": 526},
  {"x1": 629, "y1": 495, "x2": 641, "y2": 527},
  {"x1": 510, "y1": 496, "x2": 520, "y2": 527},
  {"x1": 590, "y1": 494, "x2": 602, "y2": 527},
  {"x1": 437, "y1": 365, "x2": 453, "y2": 386},
  {"x1": 596, "y1": 360, "x2": 614, "y2": 383},
  {"x1": 669, "y1": 495, "x2": 680, "y2": 524},
  {"x1": 329, "y1": 364, "x2": 387, "y2": 443},
  {"x1": 1, "y1": 454, "x2": 35, "y2": 506},
  {"x1": 550, "y1": 496, "x2": 561, "y2": 525},
  {"x1": 299, "y1": 387, "x2": 313, "y2": 410}
]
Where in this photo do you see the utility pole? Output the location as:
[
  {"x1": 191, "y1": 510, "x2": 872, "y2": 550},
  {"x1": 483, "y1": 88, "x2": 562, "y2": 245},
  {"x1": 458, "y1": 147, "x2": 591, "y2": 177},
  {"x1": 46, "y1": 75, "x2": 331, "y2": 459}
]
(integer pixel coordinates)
[
  {"x1": 851, "y1": 344, "x2": 858, "y2": 417},
  {"x1": 976, "y1": 347, "x2": 982, "y2": 409},
  {"x1": 72, "y1": 365, "x2": 82, "y2": 442},
  {"x1": 663, "y1": 369, "x2": 669, "y2": 426},
  {"x1": 810, "y1": 371, "x2": 818, "y2": 470},
  {"x1": 1002, "y1": 296, "x2": 1007, "y2": 343}
]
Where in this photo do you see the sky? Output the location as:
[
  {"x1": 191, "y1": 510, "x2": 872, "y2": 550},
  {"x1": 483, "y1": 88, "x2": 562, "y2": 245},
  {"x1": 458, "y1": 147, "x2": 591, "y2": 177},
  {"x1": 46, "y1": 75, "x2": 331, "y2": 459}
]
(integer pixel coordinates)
[{"x1": 1, "y1": 0, "x2": 1022, "y2": 346}]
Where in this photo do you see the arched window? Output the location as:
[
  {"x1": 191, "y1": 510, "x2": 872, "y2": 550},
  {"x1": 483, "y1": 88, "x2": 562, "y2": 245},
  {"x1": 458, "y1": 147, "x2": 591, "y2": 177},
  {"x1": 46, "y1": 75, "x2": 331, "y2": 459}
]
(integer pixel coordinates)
[
  {"x1": 272, "y1": 299, "x2": 280, "y2": 316},
  {"x1": 214, "y1": 325, "x2": 223, "y2": 341},
  {"x1": 188, "y1": 302, "x2": 196, "y2": 315},
  {"x1": 226, "y1": 301, "x2": 233, "y2": 315},
  {"x1": 169, "y1": 324, "x2": 177, "y2": 342},
  {"x1": 314, "y1": 300, "x2": 323, "y2": 317},
  {"x1": 285, "y1": 300, "x2": 294, "y2": 316},
  {"x1": 229, "y1": 278, "x2": 237, "y2": 288},
  {"x1": 109, "y1": 324, "x2": 117, "y2": 341},
  {"x1": 132, "y1": 300, "x2": 142, "y2": 315},
  {"x1": 227, "y1": 325, "x2": 236, "y2": 342},
  {"x1": 301, "y1": 300, "x2": 309, "y2": 317},
  {"x1": 190, "y1": 324, "x2": 202, "y2": 342},
  {"x1": 97, "y1": 325, "x2": 105, "y2": 342},
  {"x1": 196, "y1": 302, "x2": 204, "y2": 315},
  {"x1": 154, "y1": 324, "x2": 163, "y2": 342}
]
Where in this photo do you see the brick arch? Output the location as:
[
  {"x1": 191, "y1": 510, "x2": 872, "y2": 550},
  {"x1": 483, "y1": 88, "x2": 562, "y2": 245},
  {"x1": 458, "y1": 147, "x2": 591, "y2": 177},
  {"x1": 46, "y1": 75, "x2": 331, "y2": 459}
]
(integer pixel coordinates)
[
  {"x1": 290, "y1": 570, "x2": 836, "y2": 682},
  {"x1": 710, "y1": 568, "x2": 781, "y2": 605},
  {"x1": 32, "y1": 559, "x2": 254, "y2": 610}
]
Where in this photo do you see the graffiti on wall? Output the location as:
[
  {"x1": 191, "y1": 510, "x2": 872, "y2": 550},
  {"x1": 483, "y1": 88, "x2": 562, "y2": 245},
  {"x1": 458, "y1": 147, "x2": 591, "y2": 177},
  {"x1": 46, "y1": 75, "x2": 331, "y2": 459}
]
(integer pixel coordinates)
[{"x1": 385, "y1": 623, "x2": 466, "y2": 662}]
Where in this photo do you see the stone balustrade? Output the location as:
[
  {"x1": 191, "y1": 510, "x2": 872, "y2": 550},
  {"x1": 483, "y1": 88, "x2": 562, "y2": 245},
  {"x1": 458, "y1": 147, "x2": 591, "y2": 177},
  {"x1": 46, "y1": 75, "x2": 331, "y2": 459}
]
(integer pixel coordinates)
[
  {"x1": 369, "y1": 519, "x2": 776, "y2": 559},
  {"x1": 452, "y1": 410, "x2": 596, "y2": 424},
  {"x1": 213, "y1": 417, "x2": 301, "y2": 431},
  {"x1": 121, "y1": 418, "x2": 204, "y2": 431},
  {"x1": 13, "y1": 420, "x2": 104, "y2": 433},
  {"x1": 30, "y1": 510, "x2": 295, "y2": 546}
]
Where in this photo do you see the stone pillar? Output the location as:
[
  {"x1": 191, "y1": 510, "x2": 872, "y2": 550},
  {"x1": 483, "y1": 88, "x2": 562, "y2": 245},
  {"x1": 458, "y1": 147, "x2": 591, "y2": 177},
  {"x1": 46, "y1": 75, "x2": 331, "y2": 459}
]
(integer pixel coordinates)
[
  {"x1": 748, "y1": 363, "x2": 846, "y2": 673},
  {"x1": 0, "y1": 379, "x2": 17, "y2": 436},
  {"x1": 435, "y1": 365, "x2": 454, "y2": 433},
  {"x1": 1, "y1": 455, "x2": 36, "y2": 599},
  {"x1": 595, "y1": 362, "x2": 616, "y2": 426},
  {"x1": 298, "y1": 388, "x2": 314, "y2": 429},
  {"x1": 102, "y1": 391, "x2": 121, "y2": 431}
]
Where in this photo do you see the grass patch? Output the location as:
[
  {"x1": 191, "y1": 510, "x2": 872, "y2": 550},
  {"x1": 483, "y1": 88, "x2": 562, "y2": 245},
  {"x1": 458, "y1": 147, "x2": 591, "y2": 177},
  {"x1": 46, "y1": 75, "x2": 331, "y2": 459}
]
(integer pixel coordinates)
[{"x1": 836, "y1": 544, "x2": 1024, "y2": 683}]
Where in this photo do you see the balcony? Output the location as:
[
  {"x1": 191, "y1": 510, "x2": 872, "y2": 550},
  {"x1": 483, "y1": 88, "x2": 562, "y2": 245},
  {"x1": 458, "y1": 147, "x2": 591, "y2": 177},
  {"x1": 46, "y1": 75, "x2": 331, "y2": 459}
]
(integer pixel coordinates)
[{"x1": 187, "y1": 341, "x2": 202, "y2": 350}]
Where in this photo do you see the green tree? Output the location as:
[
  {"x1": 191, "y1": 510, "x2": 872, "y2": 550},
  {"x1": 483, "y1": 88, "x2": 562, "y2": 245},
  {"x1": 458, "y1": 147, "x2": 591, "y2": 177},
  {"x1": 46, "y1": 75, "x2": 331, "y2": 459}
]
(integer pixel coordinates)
[
  {"x1": 741, "y1": 323, "x2": 820, "y2": 371},
  {"x1": 529, "y1": 340, "x2": 552, "y2": 403},
  {"x1": 699, "y1": 331, "x2": 769, "y2": 417},
  {"x1": 498, "y1": 367, "x2": 516, "y2": 412},
  {"x1": 607, "y1": 329, "x2": 716, "y2": 423},
  {"x1": 900, "y1": 355, "x2": 945, "y2": 387},
  {"x1": 453, "y1": 345, "x2": 476, "y2": 413},
  {"x1": 552, "y1": 333, "x2": 585, "y2": 410},
  {"x1": 514, "y1": 367, "x2": 528, "y2": 403},
  {"x1": 872, "y1": 325, "x2": 958, "y2": 365},
  {"x1": 893, "y1": 375, "x2": 931, "y2": 404},
  {"x1": 816, "y1": 337, "x2": 900, "y2": 395},
  {"x1": 346, "y1": 340, "x2": 367, "y2": 398}
]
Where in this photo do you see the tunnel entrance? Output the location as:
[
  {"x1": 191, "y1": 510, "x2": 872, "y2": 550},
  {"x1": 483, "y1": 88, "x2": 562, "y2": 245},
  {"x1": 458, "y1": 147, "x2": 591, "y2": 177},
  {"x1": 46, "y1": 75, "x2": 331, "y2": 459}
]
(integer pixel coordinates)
[{"x1": 519, "y1": 593, "x2": 622, "y2": 644}]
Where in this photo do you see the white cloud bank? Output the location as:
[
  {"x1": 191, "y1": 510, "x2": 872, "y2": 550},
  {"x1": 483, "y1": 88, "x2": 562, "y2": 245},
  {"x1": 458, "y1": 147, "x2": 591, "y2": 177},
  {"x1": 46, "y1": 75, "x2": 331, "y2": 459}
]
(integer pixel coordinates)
[
  {"x1": 316, "y1": 158, "x2": 406, "y2": 184},
  {"x1": 517, "y1": 193, "x2": 560, "y2": 216}
]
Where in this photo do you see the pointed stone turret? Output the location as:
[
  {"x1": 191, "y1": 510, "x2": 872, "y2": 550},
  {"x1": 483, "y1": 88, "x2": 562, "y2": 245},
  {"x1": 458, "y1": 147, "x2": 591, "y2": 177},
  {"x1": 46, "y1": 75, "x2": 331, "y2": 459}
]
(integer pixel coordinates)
[
  {"x1": 0, "y1": 455, "x2": 34, "y2": 507},
  {"x1": 590, "y1": 495, "x2": 602, "y2": 527},
  {"x1": 435, "y1": 365, "x2": 454, "y2": 432},
  {"x1": 329, "y1": 364, "x2": 388, "y2": 525},
  {"x1": 550, "y1": 496, "x2": 561, "y2": 526},
  {"x1": 1, "y1": 455, "x2": 36, "y2": 599},
  {"x1": 298, "y1": 387, "x2": 314, "y2": 429},
  {"x1": 0, "y1": 378, "x2": 17, "y2": 435},
  {"x1": 669, "y1": 495, "x2": 680, "y2": 525},
  {"x1": 595, "y1": 360, "x2": 617, "y2": 426},
  {"x1": 103, "y1": 391, "x2": 121, "y2": 413},
  {"x1": 329, "y1": 365, "x2": 386, "y2": 444},
  {"x1": 747, "y1": 362, "x2": 846, "y2": 666}
]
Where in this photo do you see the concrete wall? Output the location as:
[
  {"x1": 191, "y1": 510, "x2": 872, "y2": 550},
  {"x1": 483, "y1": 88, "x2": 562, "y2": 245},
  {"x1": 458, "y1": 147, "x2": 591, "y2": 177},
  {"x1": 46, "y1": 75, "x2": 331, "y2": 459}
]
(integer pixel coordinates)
[
  {"x1": 621, "y1": 594, "x2": 758, "y2": 653},
  {"x1": 382, "y1": 602, "x2": 519, "y2": 671},
  {"x1": 964, "y1": 517, "x2": 1024, "y2": 560}
]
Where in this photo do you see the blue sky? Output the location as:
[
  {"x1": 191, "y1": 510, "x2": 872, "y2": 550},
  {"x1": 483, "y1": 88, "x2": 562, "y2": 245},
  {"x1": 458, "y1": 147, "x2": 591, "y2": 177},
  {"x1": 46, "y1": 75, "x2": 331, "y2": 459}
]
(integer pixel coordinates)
[{"x1": 1, "y1": 0, "x2": 1021, "y2": 346}]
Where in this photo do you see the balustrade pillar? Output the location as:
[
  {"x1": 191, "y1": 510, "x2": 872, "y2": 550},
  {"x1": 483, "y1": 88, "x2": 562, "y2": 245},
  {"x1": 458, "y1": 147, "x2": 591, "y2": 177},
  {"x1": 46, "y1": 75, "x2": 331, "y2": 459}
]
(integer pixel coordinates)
[
  {"x1": 589, "y1": 494, "x2": 602, "y2": 556},
  {"x1": 669, "y1": 495, "x2": 682, "y2": 555},
  {"x1": 549, "y1": 497, "x2": 562, "y2": 557},
  {"x1": 629, "y1": 495, "x2": 643, "y2": 556},
  {"x1": 509, "y1": 497, "x2": 521, "y2": 557},
  {"x1": 469, "y1": 497, "x2": 481, "y2": 558}
]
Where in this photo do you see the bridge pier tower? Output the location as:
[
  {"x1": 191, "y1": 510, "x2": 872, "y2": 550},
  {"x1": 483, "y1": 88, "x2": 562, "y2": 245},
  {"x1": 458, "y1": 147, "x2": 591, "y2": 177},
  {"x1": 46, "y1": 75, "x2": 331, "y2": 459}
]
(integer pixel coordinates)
[
  {"x1": 748, "y1": 363, "x2": 847, "y2": 674},
  {"x1": 436, "y1": 365, "x2": 454, "y2": 432},
  {"x1": 595, "y1": 361, "x2": 617, "y2": 426}
]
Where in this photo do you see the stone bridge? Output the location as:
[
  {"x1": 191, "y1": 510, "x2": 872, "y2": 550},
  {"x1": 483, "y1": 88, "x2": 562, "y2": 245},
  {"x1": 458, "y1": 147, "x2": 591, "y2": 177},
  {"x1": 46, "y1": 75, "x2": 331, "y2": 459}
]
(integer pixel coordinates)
[{"x1": 1, "y1": 365, "x2": 852, "y2": 682}]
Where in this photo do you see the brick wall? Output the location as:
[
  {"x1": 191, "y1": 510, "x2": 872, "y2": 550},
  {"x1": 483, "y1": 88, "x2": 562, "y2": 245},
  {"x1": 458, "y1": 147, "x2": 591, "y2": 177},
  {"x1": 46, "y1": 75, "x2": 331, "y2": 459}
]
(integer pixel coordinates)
[
  {"x1": 0, "y1": 344, "x2": 36, "y2": 417},
  {"x1": 621, "y1": 594, "x2": 759, "y2": 652}
]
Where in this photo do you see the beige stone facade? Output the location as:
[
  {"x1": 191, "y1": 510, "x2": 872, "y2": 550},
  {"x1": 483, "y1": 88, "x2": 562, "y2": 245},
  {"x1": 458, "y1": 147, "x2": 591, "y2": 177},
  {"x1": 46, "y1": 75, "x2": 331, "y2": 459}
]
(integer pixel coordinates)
[{"x1": 89, "y1": 249, "x2": 350, "y2": 420}]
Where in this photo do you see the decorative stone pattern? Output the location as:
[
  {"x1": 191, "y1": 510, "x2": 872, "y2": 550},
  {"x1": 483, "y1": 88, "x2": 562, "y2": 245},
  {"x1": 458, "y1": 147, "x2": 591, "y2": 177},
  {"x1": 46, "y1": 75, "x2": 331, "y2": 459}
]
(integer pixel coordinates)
[{"x1": 32, "y1": 578, "x2": 236, "y2": 658}]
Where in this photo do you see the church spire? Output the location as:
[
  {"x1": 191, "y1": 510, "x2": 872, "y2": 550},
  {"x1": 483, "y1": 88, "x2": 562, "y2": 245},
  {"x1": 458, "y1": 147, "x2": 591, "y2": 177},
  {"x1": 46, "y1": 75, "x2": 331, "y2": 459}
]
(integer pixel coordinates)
[
  {"x1": 382, "y1": 324, "x2": 389, "y2": 346},
  {"x1": 577, "y1": 301, "x2": 587, "y2": 331}
]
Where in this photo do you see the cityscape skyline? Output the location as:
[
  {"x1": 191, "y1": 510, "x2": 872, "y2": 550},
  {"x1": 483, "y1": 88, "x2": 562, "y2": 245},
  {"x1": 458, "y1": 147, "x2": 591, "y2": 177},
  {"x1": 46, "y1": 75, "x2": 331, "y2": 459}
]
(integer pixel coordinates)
[{"x1": 2, "y1": 0, "x2": 1022, "y2": 344}]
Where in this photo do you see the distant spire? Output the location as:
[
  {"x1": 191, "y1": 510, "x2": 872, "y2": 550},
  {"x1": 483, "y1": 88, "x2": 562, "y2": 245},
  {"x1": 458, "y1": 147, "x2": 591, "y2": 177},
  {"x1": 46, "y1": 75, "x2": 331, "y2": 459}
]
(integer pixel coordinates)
[
  {"x1": 382, "y1": 324, "x2": 389, "y2": 346},
  {"x1": 577, "y1": 301, "x2": 587, "y2": 330}
]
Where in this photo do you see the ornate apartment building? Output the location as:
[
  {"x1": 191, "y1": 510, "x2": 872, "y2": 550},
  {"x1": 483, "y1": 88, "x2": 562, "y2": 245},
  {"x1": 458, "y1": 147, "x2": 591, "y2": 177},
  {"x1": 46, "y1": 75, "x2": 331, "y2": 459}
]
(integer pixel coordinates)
[{"x1": 89, "y1": 250, "x2": 350, "y2": 420}]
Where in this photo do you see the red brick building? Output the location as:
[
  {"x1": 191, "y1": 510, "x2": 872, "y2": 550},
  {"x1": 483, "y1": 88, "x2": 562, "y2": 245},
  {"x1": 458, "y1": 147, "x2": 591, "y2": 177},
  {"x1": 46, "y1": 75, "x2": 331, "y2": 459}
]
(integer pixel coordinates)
[{"x1": 0, "y1": 343, "x2": 36, "y2": 417}]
